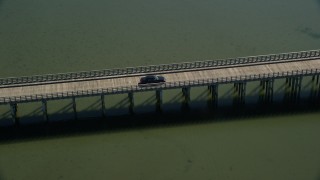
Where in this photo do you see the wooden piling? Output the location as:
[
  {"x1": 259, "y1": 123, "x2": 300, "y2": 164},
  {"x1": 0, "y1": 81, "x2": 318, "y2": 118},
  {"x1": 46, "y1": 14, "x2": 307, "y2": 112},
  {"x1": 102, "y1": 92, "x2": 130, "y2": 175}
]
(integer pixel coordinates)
[
  {"x1": 233, "y1": 82, "x2": 246, "y2": 105},
  {"x1": 240, "y1": 82, "x2": 246, "y2": 104},
  {"x1": 210, "y1": 84, "x2": 219, "y2": 107},
  {"x1": 269, "y1": 79, "x2": 274, "y2": 102},
  {"x1": 156, "y1": 89, "x2": 163, "y2": 112},
  {"x1": 101, "y1": 94, "x2": 106, "y2": 118},
  {"x1": 181, "y1": 87, "x2": 191, "y2": 110},
  {"x1": 182, "y1": 87, "x2": 191, "y2": 103},
  {"x1": 263, "y1": 79, "x2": 274, "y2": 103},
  {"x1": 72, "y1": 97, "x2": 77, "y2": 120},
  {"x1": 10, "y1": 103, "x2": 18, "y2": 125},
  {"x1": 297, "y1": 76, "x2": 303, "y2": 100},
  {"x1": 128, "y1": 92, "x2": 134, "y2": 114},
  {"x1": 42, "y1": 99, "x2": 48, "y2": 122}
]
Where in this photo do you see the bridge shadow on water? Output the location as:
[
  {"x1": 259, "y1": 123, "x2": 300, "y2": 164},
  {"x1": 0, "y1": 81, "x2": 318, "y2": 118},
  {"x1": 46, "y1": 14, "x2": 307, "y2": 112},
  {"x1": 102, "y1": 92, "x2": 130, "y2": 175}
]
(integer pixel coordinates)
[{"x1": 0, "y1": 97, "x2": 319, "y2": 144}]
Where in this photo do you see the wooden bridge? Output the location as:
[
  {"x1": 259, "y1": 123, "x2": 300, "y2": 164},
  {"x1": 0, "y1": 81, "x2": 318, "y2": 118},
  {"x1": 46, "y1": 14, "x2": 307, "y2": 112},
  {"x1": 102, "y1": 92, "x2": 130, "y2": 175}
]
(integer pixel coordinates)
[{"x1": 1, "y1": 49, "x2": 320, "y2": 124}]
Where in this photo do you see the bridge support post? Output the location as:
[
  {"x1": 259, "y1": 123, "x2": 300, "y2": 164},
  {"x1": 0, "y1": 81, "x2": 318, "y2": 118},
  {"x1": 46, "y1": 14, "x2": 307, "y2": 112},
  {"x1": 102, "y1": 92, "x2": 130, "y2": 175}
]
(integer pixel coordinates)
[
  {"x1": 241, "y1": 82, "x2": 246, "y2": 104},
  {"x1": 209, "y1": 84, "x2": 219, "y2": 107},
  {"x1": 260, "y1": 79, "x2": 274, "y2": 103},
  {"x1": 291, "y1": 76, "x2": 302, "y2": 101},
  {"x1": 285, "y1": 76, "x2": 303, "y2": 102},
  {"x1": 318, "y1": 75, "x2": 320, "y2": 93},
  {"x1": 234, "y1": 82, "x2": 246, "y2": 105},
  {"x1": 285, "y1": 78, "x2": 291, "y2": 102},
  {"x1": 156, "y1": 90, "x2": 163, "y2": 112},
  {"x1": 297, "y1": 76, "x2": 303, "y2": 100},
  {"x1": 10, "y1": 103, "x2": 18, "y2": 125},
  {"x1": 233, "y1": 83, "x2": 238, "y2": 104},
  {"x1": 310, "y1": 76, "x2": 316, "y2": 101},
  {"x1": 310, "y1": 75, "x2": 320, "y2": 102},
  {"x1": 182, "y1": 87, "x2": 190, "y2": 102},
  {"x1": 128, "y1": 92, "x2": 134, "y2": 114},
  {"x1": 182, "y1": 87, "x2": 191, "y2": 110},
  {"x1": 318, "y1": 76, "x2": 320, "y2": 99},
  {"x1": 292, "y1": 77, "x2": 296, "y2": 101},
  {"x1": 268, "y1": 79, "x2": 275, "y2": 103},
  {"x1": 72, "y1": 97, "x2": 77, "y2": 120},
  {"x1": 101, "y1": 94, "x2": 106, "y2": 118},
  {"x1": 42, "y1": 99, "x2": 48, "y2": 122}
]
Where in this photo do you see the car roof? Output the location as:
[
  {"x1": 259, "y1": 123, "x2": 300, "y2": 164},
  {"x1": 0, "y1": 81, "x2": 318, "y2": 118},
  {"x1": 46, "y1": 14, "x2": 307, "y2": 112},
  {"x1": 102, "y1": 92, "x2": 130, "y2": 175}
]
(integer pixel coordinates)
[{"x1": 145, "y1": 75, "x2": 156, "y2": 78}]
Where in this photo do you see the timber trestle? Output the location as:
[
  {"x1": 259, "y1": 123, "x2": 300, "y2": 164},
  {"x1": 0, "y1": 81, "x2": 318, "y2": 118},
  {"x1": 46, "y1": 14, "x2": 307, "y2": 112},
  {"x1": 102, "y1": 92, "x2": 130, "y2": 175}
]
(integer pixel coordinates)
[{"x1": 1, "y1": 49, "x2": 320, "y2": 125}]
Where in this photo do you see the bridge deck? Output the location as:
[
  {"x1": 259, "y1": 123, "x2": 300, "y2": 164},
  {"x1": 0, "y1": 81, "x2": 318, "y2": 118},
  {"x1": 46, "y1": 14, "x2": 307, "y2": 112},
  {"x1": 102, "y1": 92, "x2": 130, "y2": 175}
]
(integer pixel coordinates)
[{"x1": 1, "y1": 58, "x2": 320, "y2": 99}]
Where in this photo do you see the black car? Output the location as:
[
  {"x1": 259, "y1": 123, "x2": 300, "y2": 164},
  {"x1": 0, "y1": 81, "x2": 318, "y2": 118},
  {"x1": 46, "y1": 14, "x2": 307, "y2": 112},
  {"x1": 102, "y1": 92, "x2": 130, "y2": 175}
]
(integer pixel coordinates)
[{"x1": 138, "y1": 75, "x2": 166, "y2": 86}]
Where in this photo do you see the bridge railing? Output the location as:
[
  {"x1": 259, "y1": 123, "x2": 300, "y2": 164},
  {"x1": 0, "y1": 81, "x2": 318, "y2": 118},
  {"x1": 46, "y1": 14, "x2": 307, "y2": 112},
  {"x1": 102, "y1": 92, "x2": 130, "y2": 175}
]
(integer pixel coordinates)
[
  {"x1": 1, "y1": 68, "x2": 319, "y2": 104},
  {"x1": 0, "y1": 49, "x2": 319, "y2": 86}
]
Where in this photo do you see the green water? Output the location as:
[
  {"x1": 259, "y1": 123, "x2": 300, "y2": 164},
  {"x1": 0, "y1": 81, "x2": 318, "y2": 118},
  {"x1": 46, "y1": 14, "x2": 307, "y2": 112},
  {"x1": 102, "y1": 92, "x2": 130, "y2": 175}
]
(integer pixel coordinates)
[{"x1": 1, "y1": 0, "x2": 320, "y2": 179}]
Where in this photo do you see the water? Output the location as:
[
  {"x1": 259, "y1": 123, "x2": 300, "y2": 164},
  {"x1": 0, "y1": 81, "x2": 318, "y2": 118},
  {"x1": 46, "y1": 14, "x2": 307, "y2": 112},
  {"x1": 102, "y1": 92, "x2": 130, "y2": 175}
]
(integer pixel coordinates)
[{"x1": 1, "y1": 0, "x2": 320, "y2": 179}]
